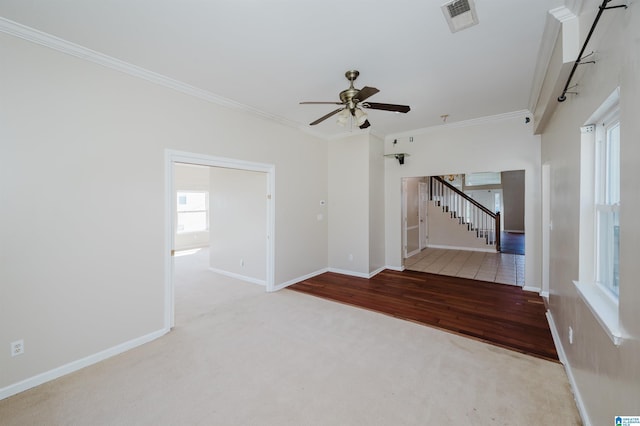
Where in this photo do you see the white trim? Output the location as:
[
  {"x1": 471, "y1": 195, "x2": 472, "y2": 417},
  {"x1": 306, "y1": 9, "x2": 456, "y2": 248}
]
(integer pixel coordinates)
[
  {"x1": 386, "y1": 265, "x2": 406, "y2": 272},
  {"x1": 0, "y1": 17, "x2": 333, "y2": 140},
  {"x1": 164, "y1": 151, "x2": 175, "y2": 329},
  {"x1": 0, "y1": 328, "x2": 168, "y2": 401},
  {"x1": 209, "y1": 268, "x2": 266, "y2": 286},
  {"x1": 545, "y1": 310, "x2": 567, "y2": 364},
  {"x1": 548, "y1": 6, "x2": 579, "y2": 23},
  {"x1": 272, "y1": 268, "x2": 329, "y2": 291},
  {"x1": 406, "y1": 248, "x2": 421, "y2": 258},
  {"x1": 327, "y1": 268, "x2": 371, "y2": 279},
  {"x1": 502, "y1": 229, "x2": 524, "y2": 234},
  {"x1": 522, "y1": 285, "x2": 542, "y2": 293},
  {"x1": 165, "y1": 150, "x2": 276, "y2": 329},
  {"x1": 573, "y1": 280, "x2": 625, "y2": 345},
  {"x1": 542, "y1": 163, "x2": 551, "y2": 299},
  {"x1": 368, "y1": 266, "x2": 386, "y2": 278},
  {"x1": 546, "y1": 311, "x2": 591, "y2": 426},
  {"x1": 427, "y1": 244, "x2": 497, "y2": 253}
]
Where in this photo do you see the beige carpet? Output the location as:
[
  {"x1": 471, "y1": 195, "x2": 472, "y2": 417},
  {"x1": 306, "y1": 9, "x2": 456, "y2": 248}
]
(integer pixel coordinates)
[{"x1": 0, "y1": 249, "x2": 581, "y2": 425}]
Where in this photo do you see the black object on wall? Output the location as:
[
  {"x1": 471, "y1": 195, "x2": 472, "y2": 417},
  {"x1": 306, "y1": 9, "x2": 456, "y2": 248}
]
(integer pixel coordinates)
[{"x1": 557, "y1": 0, "x2": 627, "y2": 102}]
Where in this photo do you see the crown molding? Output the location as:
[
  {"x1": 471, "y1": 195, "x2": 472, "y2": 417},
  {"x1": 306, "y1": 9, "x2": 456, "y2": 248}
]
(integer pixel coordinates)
[
  {"x1": 549, "y1": 5, "x2": 579, "y2": 22},
  {"x1": 386, "y1": 110, "x2": 531, "y2": 140},
  {"x1": 0, "y1": 17, "x2": 333, "y2": 139}
]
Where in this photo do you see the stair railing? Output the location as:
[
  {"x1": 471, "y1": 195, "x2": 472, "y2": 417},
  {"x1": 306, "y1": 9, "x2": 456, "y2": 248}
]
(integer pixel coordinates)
[{"x1": 429, "y1": 176, "x2": 501, "y2": 250}]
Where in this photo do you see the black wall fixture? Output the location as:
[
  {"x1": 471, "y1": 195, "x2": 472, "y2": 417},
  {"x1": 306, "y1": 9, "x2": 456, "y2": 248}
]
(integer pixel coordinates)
[{"x1": 557, "y1": 0, "x2": 627, "y2": 102}]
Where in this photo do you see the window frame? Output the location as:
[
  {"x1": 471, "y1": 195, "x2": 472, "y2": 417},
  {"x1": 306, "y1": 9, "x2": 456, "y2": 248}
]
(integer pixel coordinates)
[
  {"x1": 574, "y1": 88, "x2": 624, "y2": 346},
  {"x1": 176, "y1": 190, "x2": 209, "y2": 234},
  {"x1": 594, "y1": 114, "x2": 620, "y2": 299}
]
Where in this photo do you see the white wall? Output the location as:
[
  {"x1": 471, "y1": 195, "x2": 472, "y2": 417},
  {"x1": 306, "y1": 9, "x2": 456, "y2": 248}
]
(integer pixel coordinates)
[
  {"x1": 537, "y1": 4, "x2": 640, "y2": 425},
  {"x1": 368, "y1": 133, "x2": 386, "y2": 274},
  {"x1": 384, "y1": 114, "x2": 541, "y2": 289},
  {"x1": 174, "y1": 164, "x2": 210, "y2": 250},
  {"x1": 328, "y1": 134, "x2": 370, "y2": 275},
  {"x1": 0, "y1": 33, "x2": 328, "y2": 392},
  {"x1": 209, "y1": 168, "x2": 267, "y2": 283},
  {"x1": 328, "y1": 133, "x2": 386, "y2": 276}
]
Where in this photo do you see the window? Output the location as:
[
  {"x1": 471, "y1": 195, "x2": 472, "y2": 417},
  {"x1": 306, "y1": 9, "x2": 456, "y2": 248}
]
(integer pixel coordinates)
[
  {"x1": 465, "y1": 172, "x2": 501, "y2": 186},
  {"x1": 177, "y1": 191, "x2": 208, "y2": 233},
  {"x1": 595, "y1": 120, "x2": 620, "y2": 297},
  {"x1": 575, "y1": 88, "x2": 623, "y2": 345}
]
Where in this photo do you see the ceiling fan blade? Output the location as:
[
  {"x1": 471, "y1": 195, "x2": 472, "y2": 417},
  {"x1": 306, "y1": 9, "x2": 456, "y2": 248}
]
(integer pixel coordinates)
[
  {"x1": 309, "y1": 107, "x2": 344, "y2": 126},
  {"x1": 353, "y1": 86, "x2": 380, "y2": 103},
  {"x1": 364, "y1": 102, "x2": 411, "y2": 113},
  {"x1": 300, "y1": 101, "x2": 343, "y2": 105},
  {"x1": 359, "y1": 120, "x2": 371, "y2": 129}
]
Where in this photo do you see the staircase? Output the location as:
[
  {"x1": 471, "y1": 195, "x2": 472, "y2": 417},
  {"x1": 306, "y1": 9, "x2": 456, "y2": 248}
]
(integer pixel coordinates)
[{"x1": 430, "y1": 176, "x2": 501, "y2": 251}]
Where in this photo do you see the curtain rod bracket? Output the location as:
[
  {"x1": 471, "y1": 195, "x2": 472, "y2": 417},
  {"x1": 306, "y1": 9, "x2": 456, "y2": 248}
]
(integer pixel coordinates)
[{"x1": 557, "y1": 0, "x2": 627, "y2": 102}]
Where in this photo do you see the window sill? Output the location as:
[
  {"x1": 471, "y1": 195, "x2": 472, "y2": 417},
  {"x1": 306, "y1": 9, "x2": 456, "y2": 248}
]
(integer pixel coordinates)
[{"x1": 573, "y1": 280, "x2": 625, "y2": 345}]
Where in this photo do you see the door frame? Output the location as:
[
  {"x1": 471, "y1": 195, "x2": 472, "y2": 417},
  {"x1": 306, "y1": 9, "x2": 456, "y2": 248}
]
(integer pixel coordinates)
[
  {"x1": 418, "y1": 181, "x2": 428, "y2": 250},
  {"x1": 541, "y1": 163, "x2": 550, "y2": 298},
  {"x1": 164, "y1": 149, "x2": 275, "y2": 329}
]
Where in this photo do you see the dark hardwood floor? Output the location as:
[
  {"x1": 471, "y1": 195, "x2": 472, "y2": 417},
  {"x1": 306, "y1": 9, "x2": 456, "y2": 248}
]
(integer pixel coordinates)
[
  {"x1": 500, "y1": 231, "x2": 525, "y2": 255},
  {"x1": 288, "y1": 269, "x2": 558, "y2": 362}
]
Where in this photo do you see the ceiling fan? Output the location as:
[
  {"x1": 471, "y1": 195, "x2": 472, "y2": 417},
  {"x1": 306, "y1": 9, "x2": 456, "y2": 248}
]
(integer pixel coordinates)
[{"x1": 300, "y1": 70, "x2": 410, "y2": 129}]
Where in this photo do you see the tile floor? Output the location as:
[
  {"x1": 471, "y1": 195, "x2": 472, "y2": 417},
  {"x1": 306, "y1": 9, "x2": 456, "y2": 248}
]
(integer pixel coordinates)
[{"x1": 405, "y1": 247, "x2": 525, "y2": 286}]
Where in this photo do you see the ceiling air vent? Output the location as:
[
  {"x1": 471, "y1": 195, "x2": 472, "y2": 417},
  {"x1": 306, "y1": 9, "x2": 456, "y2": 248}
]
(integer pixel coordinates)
[{"x1": 441, "y1": 0, "x2": 479, "y2": 33}]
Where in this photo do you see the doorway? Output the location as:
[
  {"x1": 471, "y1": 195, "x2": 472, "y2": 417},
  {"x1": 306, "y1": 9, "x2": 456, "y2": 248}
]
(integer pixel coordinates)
[
  {"x1": 403, "y1": 171, "x2": 526, "y2": 287},
  {"x1": 164, "y1": 150, "x2": 275, "y2": 329}
]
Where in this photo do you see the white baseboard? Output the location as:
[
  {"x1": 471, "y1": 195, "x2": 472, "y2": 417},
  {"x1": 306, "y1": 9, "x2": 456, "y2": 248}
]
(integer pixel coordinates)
[
  {"x1": 503, "y1": 229, "x2": 525, "y2": 233},
  {"x1": 326, "y1": 267, "x2": 387, "y2": 279},
  {"x1": 522, "y1": 285, "x2": 542, "y2": 293},
  {"x1": 546, "y1": 311, "x2": 590, "y2": 426},
  {"x1": 209, "y1": 267, "x2": 266, "y2": 286},
  {"x1": 368, "y1": 266, "x2": 386, "y2": 278},
  {"x1": 406, "y1": 249, "x2": 421, "y2": 258},
  {"x1": 271, "y1": 268, "x2": 329, "y2": 292},
  {"x1": 386, "y1": 265, "x2": 405, "y2": 272},
  {"x1": 0, "y1": 328, "x2": 169, "y2": 401},
  {"x1": 328, "y1": 267, "x2": 371, "y2": 279},
  {"x1": 271, "y1": 266, "x2": 387, "y2": 292}
]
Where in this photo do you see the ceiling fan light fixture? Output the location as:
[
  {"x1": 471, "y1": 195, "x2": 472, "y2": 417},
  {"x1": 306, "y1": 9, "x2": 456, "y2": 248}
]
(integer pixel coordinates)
[
  {"x1": 354, "y1": 108, "x2": 368, "y2": 126},
  {"x1": 336, "y1": 109, "x2": 350, "y2": 126}
]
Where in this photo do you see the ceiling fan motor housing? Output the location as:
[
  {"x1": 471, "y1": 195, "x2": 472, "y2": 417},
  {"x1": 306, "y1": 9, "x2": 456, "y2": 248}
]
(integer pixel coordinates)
[
  {"x1": 340, "y1": 70, "x2": 361, "y2": 109},
  {"x1": 300, "y1": 70, "x2": 410, "y2": 127}
]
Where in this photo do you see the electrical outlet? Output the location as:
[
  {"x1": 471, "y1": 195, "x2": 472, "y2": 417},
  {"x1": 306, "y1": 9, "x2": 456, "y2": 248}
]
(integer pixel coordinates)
[
  {"x1": 568, "y1": 327, "x2": 574, "y2": 345},
  {"x1": 348, "y1": 254, "x2": 353, "y2": 262},
  {"x1": 240, "y1": 258, "x2": 245, "y2": 267},
  {"x1": 11, "y1": 340, "x2": 24, "y2": 357}
]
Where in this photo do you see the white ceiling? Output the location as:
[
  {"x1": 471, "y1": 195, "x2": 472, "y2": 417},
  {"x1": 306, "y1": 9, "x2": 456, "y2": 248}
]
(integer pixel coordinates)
[{"x1": 0, "y1": 0, "x2": 571, "y2": 138}]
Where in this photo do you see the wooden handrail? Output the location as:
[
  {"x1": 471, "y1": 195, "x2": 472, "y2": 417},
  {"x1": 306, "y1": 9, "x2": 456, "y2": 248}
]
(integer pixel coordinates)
[
  {"x1": 430, "y1": 175, "x2": 501, "y2": 251},
  {"x1": 431, "y1": 176, "x2": 496, "y2": 218}
]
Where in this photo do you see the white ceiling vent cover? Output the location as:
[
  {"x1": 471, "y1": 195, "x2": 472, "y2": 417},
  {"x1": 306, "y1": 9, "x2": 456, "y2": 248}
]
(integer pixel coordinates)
[{"x1": 441, "y1": 0, "x2": 479, "y2": 33}]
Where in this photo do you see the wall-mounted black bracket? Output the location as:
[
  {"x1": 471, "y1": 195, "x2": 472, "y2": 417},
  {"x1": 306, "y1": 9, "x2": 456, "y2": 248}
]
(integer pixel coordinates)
[
  {"x1": 384, "y1": 153, "x2": 410, "y2": 165},
  {"x1": 557, "y1": 0, "x2": 627, "y2": 102}
]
